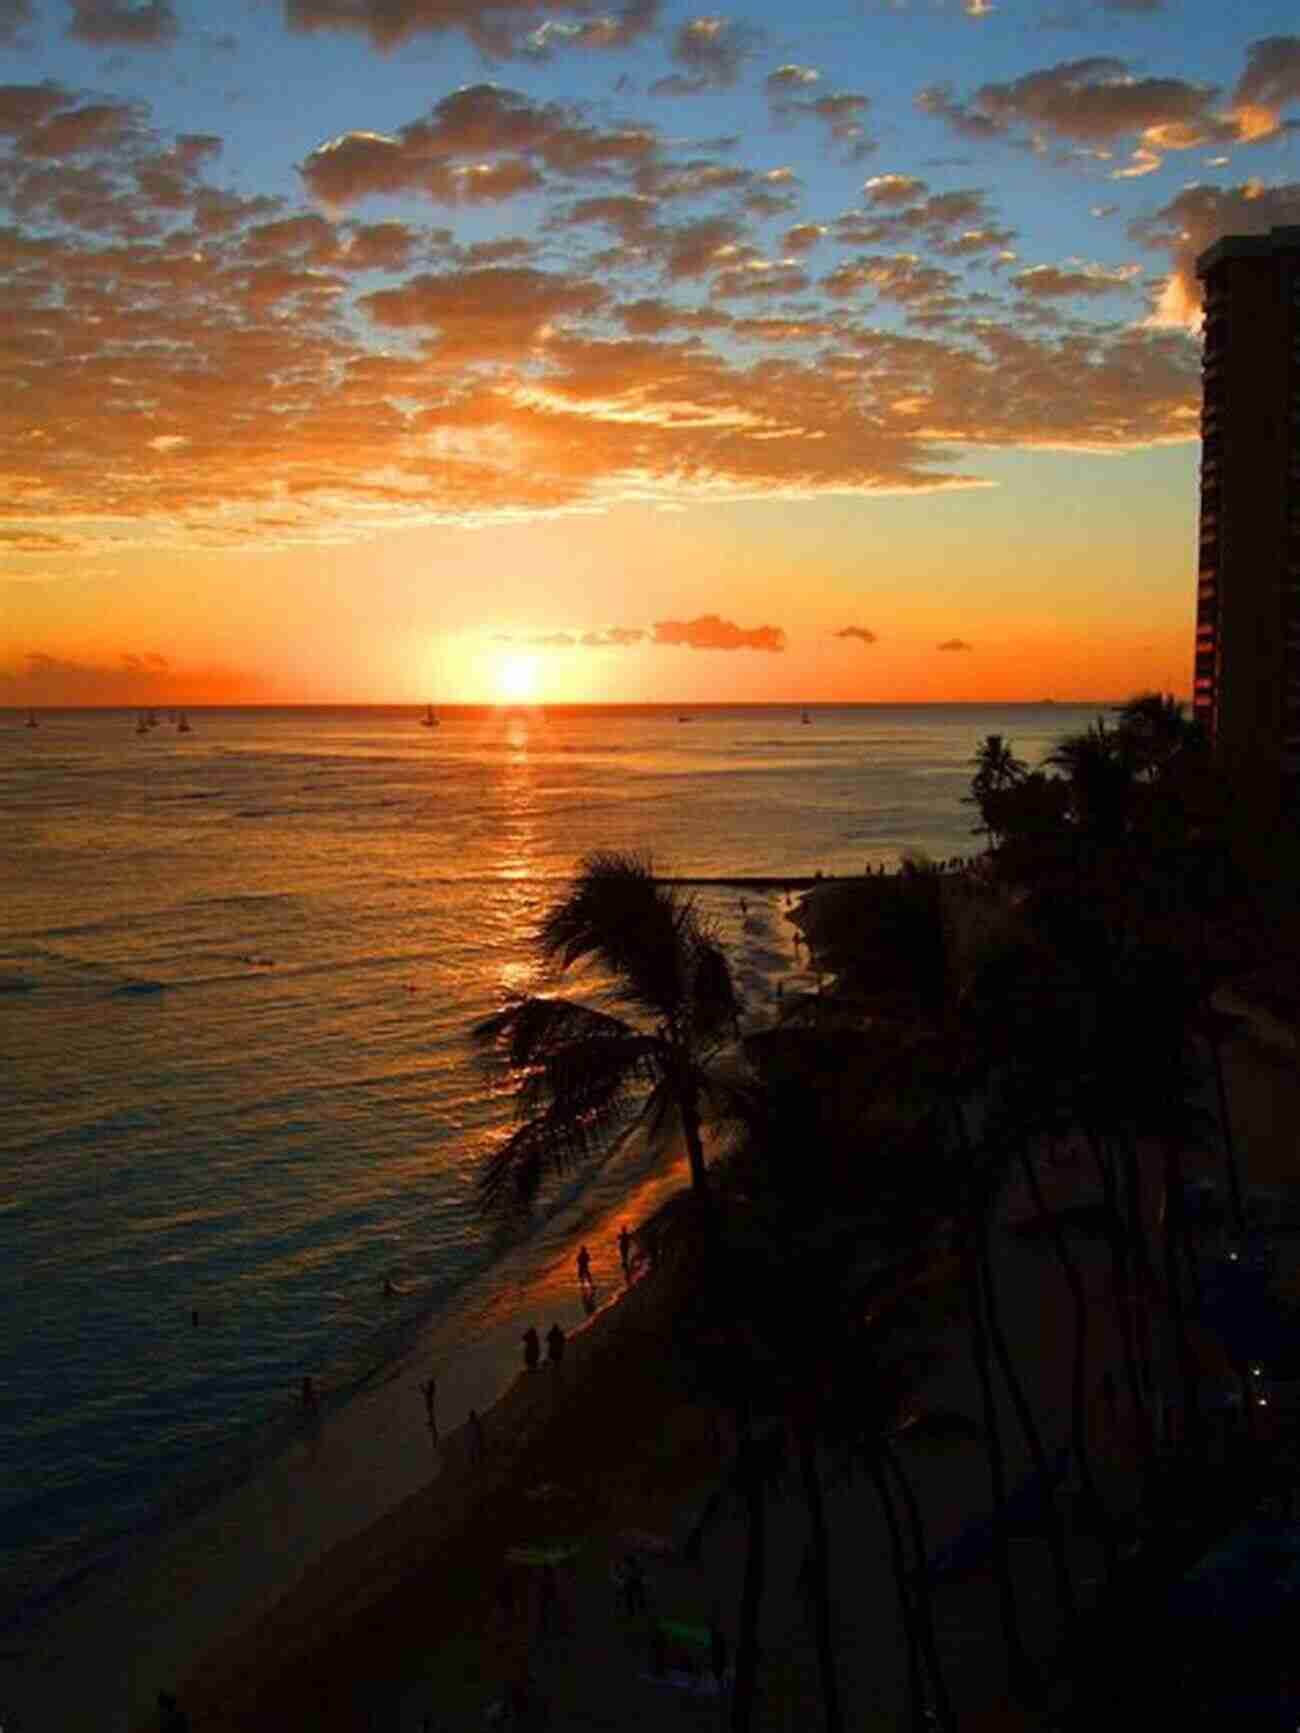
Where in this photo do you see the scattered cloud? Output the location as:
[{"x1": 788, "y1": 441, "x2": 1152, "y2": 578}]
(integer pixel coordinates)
[
  {"x1": 653, "y1": 614, "x2": 786, "y2": 651},
  {"x1": 0, "y1": 0, "x2": 34, "y2": 44},
  {"x1": 300, "y1": 85, "x2": 655, "y2": 211},
  {"x1": 937, "y1": 637, "x2": 972, "y2": 650},
  {"x1": 652, "y1": 15, "x2": 761, "y2": 96},
  {"x1": 834, "y1": 626, "x2": 878, "y2": 644},
  {"x1": 918, "y1": 44, "x2": 1299, "y2": 175},
  {"x1": 1012, "y1": 260, "x2": 1139, "y2": 297},
  {"x1": 1133, "y1": 177, "x2": 1300, "y2": 327},
  {"x1": 581, "y1": 626, "x2": 645, "y2": 646},
  {"x1": 284, "y1": 0, "x2": 658, "y2": 58},
  {"x1": 66, "y1": 0, "x2": 179, "y2": 47}
]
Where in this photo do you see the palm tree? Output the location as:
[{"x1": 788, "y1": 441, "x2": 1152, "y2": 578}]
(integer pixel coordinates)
[
  {"x1": 1113, "y1": 691, "x2": 1205, "y2": 782},
  {"x1": 966, "y1": 733, "x2": 1028, "y2": 849},
  {"x1": 473, "y1": 852, "x2": 742, "y2": 1216}
]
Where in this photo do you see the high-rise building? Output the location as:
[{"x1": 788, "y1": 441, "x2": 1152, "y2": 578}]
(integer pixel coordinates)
[{"x1": 1195, "y1": 225, "x2": 1300, "y2": 818}]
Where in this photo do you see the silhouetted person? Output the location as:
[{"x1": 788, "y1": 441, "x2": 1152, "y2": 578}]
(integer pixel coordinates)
[
  {"x1": 523, "y1": 1325, "x2": 540, "y2": 1371},
  {"x1": 576, "y1": 1244, "x2": 592, "y2": 1291},
  {"x1": 420, "y1": 1375, "x2": 438, "y2": 1442},
  {"x1": 546, "y1": 1322, "x2": 565, "y2": 1373},
  {"x1": 617, "y1": 1224, "x2": 632, "y2": 1283}
]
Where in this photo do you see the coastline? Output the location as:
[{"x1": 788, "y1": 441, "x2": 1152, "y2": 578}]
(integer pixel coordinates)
[{"x1": 0, "y1": 1135, "x2": 698, "y2": 1733}]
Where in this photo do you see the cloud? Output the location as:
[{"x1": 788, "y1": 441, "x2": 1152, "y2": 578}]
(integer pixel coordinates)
[
  {"x1": 2, "y1": 650, "x2": 270, "y2": 704},
  {"x1": 652, "y1": 15, "x2": 761, "y2": 96},
  {"x1": 864, "y1": 173, "x2": 927, "y2": 206},
  {"x1": 834, "y1": 626, "x2": 878, "y2": 644},
  {"x1": 1233, "y1": 35, "x2": 1300, "y2": 117},
  {"x1": 653, "y1": 614, "x2": 786, "y2": 651},
  {"x1": 301, "y1": 86, "x2": 656, "y2": 211},
  {"x1": 581, "y1": 626, "x2": 645, "y2": 646},
  {"x1": 527, "y1": 631, "x2": 576, "y2": 646},
  {"x1": 0, "y1": 1, "x2": 34, "y2": 44},
  {"x1": 361, "y1": 266, "x2": 606, "y2": 356},
  {"x1": 1012, "y1": 261, "x2": 1140, "y2": 297},
  {"x1": 917, "y1": 54, "x2": 1267, "y2": 173},
  {"x1": 923, "y1": 41, "x2": 1300, "y2": 174},
  {"x1": 937, "y1": 638, "x2": 973, "y2": 650},
  {"x1": 66, "y1": 0, "x2": 179, "y2": 46},
  {"x1": 1133, "y1": 178, "x2": 1300, "y2": 327},
  {"x1": 285, "y1": 0, "x2": 658, "y2": 57}
]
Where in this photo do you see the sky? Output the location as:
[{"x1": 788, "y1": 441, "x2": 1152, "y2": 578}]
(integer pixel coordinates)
[{"x1": 2, "y1": 0, "x2": 1299, "y2": 706}]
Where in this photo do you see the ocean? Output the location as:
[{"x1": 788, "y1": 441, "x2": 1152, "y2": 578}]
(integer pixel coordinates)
[{"x1": 0, "y1": 702, "x2": 1100, "y2": 1626}]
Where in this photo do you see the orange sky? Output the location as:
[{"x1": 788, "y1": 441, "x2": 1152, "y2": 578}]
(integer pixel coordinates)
[{"x1": 4, "y1": 1, "x2": 1294, "y2": 705}]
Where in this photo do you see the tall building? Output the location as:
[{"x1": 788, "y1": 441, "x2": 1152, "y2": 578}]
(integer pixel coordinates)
[{"x1": 1195, "y1": 225, "x2": 1300, "y2": 818}]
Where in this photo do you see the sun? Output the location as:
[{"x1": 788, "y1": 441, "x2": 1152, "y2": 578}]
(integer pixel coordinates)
[{"x1": 496, "y1": 653, "x2": 539, "y2": 704}]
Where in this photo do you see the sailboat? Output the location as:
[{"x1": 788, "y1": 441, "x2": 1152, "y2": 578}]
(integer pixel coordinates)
[
  {"x1": 25, "y1": 709, "x2": 38, "y2": 728},
  {"x1": 420, "y1": 704, "x2": 439, "y2": 728},
  {"x1": 801, "y1": 708, "x2": 811, "y2": 724},
  {"x1": 177, "y1": 713, "x2": 191, "y2": 734}
]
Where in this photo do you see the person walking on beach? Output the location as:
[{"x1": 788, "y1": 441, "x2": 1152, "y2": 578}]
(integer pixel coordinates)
[
  {"x1": 523, "y1": 1325, "x2": 540, "y2": 1372},
  {"x1": 576, "y1": 1244, "x2": 592, "y2": 1294},
  {"x1": 420, "y1": 1375, "x2": 438, "y2": 1443},
  {"x1": 617, "y1": 1223, "x2": 632, "y2": 1284},
  {"x1": 546, "y1": 1322, "x2": 566, "y2": 1374}
]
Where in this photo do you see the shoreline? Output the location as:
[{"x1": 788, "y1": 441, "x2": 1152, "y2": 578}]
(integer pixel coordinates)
[{"x1": 0, "y1": 1133, "x2": 698, "y2": 1733}]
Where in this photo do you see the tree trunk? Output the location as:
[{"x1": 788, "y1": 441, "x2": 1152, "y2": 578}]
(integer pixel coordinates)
[
  {"x1": 1092, "y1": 1135, "x2": 1157, "y2": 1487},
  {"x1": 881, "y1": 1439, "x2": 958, "y2": 1733},
  {"x1": 978, "y1": 1213, "x2": 1077, "y2": 1633},
  {"x1": 865, "y1": 1451, "x2": 929, "y2": 1733},
  {"x1": 1017, "y1": 1143, "x2": 1117, "y2": 1580},
  {"x1": 959, "y1": 1232, "x2": 1040, "y2": 1706},
  {"x1": 1161, "y1": 1137, "x2": 1204, "y2": 1468},
  {"x1": 731, "y1": 1426, "x2": 768, "y2": 1733},
  {"x1": 794, "y1": 1416, "x2": 843, "y2": 1733}
]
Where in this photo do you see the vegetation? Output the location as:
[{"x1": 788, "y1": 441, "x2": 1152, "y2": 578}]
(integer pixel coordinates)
[{"x1": 476, "y1": 694, "x2": 1296, "y2": 1731}]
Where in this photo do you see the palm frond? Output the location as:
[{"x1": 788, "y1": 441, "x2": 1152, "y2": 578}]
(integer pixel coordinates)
[
  {"x1": 474, "y1": 992, "x2": 637, "y2": 1070},
  {"x1": 538, "y1": 852, "x2": 689, "y2": 1019},
  {"x1": 476, "y1": 1089, "x2": 642, "y2": 1215}
]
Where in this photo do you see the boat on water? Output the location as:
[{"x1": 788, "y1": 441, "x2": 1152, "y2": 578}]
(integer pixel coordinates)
[
  {"x1": 801, "y1": 708, "x2": 811, "y2": 724},
  {"x1": 136, "y1": 713, "x2": 149, "y2": 735},
  {"x1": 677, "y1": 714, "x2": 693, "y2": 723},
  {"x1": 420, "y1": 704, "x2": 439, "y2": 728},
  {"x1": 25, "y1": 709, "x2": 38, "y2": 728},
  {"x1": 177, "y1": 713, "x2": 191, "y2": 734}
]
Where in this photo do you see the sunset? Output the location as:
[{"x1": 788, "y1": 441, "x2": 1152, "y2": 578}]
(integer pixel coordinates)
[
  {"x1": 4, "y1": 1, "x2": 1298, "y2": 704},
  {"x1": 6, "y1": 6, "x2": 1300, "y2": 1732}
]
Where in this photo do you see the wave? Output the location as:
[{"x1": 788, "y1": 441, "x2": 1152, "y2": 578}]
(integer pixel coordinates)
[{"x1": 108, "y1": 979, "x2": 167, "y2": 996}]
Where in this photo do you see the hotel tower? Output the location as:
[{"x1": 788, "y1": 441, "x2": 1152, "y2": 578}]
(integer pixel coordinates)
[{"x1": 1195, "y1": 225, "x2": 1300, "y2": 819}]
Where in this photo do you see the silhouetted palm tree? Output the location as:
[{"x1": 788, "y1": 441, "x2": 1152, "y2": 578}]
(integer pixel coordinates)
[
  {"x1": 474, "y1": 852, "x2": 742, "y2": 1215},
  {"x1": 966, "y1": 733, "x2": 1028, "y2": 848},
  {"x1": 1113, "y1": 691, "x2": 1205, "y2": 782}
]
